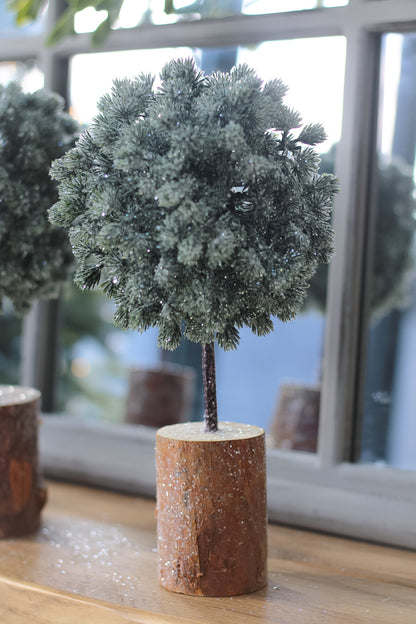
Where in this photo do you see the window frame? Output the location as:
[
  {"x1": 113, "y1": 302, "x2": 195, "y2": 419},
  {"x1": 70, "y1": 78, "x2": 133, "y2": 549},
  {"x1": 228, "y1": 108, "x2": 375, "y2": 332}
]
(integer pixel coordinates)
[{"x1": 2, "y1": 0, "x2": 416, "y2": 549}]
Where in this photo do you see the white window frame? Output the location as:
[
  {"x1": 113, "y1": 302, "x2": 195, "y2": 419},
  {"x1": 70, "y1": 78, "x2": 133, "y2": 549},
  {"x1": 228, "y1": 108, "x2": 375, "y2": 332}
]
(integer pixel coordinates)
[{"x1": 2, "y1": 0, "x2": 416, "y2": 549}]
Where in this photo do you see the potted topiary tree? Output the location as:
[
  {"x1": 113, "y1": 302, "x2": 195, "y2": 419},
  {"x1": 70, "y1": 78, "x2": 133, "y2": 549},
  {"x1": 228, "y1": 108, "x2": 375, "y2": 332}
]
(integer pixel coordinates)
[
  {"x1": 0, "y1": 83, "x2": 78, "y2": 315},
  {"x1": 0, "y1": 82, "x2": 79, "y2": 537},
  {"x1": 49, "y1": 58, "x2": 338, "y2": 596}
]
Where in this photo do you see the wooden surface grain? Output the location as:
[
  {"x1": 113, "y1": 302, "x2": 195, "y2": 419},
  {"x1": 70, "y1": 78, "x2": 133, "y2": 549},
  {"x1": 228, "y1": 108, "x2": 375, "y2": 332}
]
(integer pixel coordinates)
[{"x1": 0, "y1": 480, "x2": 415, "y2": 623}]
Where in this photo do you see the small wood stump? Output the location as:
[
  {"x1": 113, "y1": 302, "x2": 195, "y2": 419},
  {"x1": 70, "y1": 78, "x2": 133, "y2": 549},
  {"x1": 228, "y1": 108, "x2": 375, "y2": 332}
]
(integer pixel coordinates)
[
  {"x1": 270, "y1": 383, "x2": 320, "y2": 452},
  {"x1": 156, "y1": 421, "x2": 267, "y2": 596},
  {"x1": 0, "y1": 386, "x2": 47, "y2": 538},
  {"x1": 125, "y1": 365, "x2": 195, "y2": 428}
]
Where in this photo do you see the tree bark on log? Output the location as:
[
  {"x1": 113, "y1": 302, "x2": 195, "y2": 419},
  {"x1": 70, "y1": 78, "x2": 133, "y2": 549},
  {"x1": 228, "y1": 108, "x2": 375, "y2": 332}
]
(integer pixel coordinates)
[
  {"x1": 0, "y1": 386, "x2": 47, "y2": 538},
  {"x1": 156, "y1": 422, "x2": 267, "y2": 596}
]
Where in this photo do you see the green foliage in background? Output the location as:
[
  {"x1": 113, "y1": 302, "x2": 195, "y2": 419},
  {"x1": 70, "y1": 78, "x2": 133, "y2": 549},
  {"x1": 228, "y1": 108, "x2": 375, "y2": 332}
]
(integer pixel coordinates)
[
  {"x1": 50, "y1": 59, "x2": 338, "y2": 351},
  {"x1": 8, "y1": 0, "x2": 122, "y2": 46},
  {"x1": 0, "y1": 82, "x2": 79, "y2": 314},
  {"x1": 7, "y1": 0, "x2": 45, "y2": 25}
]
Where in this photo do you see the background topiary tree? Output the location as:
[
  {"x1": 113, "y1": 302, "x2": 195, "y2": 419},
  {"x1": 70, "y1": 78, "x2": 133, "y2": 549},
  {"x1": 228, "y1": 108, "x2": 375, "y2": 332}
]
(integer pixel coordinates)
[
  {"x1": 0, "y1": 82, "x2": 79, "y2": 315},
  {"x1": 304, "y1": 145, "x2": 416, "y2": 318},
  {"x1": 49, "y1": 58, "x2": 339, "y2": 431}
]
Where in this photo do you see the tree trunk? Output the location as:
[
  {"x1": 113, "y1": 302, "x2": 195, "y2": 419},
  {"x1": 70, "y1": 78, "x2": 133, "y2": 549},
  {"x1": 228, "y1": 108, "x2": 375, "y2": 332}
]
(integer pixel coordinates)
[{"x1": 202, "y1": 342, "x2": 218, "y2": 431}]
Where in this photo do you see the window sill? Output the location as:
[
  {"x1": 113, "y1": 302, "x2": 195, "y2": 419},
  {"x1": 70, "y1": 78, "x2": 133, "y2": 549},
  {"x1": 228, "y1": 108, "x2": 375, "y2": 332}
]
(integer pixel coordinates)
[
  {"x1": 0, "y1": 480, "x2": 415, "y2": 623},
  {"x1": 39, "y1": 416, "x2": 416, "y2": 549}
]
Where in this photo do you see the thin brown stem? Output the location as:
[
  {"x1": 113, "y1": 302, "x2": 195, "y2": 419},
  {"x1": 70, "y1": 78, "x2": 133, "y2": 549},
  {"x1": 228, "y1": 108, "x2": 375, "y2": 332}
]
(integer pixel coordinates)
[{"x1": 202, "y1": 342, "x2": 218, "y2": 432}]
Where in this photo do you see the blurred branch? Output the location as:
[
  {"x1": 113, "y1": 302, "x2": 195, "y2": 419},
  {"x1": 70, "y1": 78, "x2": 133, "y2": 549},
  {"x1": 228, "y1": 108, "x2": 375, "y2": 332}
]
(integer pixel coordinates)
[
  {"x1": 7, "y1": 0, "x2": 125, "y2": 47},
  {"x1": 7, "y1": 0, "x2": 244, "y2": 47}
]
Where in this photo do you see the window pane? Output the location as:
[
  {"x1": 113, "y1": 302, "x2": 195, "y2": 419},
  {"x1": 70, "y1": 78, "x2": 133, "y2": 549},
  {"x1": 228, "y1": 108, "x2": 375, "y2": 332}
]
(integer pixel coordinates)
[
  {"x1": 64, "y1": 39, "x2": 345, "y2": 451},
  {"x1": 358, "y1": 33, "x2": 416, "y2": 470},
  {"x1": 217, "y1": 38, "x2": 345, "y2": 450},
  {"x1": 64, "y1": 46, "x2": 196, "y2": 424},
  {"x1": 69, "y1": 47, "x2": 193, "y2": 123},
  {"x1": 0, "y1": 302, "x2": 21, "y2": 386},
  {"x1": 0, "y1": 61, "x2": 44, "y2": 91},
  {"x1": 237, "y1": 38, "x2": 345, "y2": 153},
  {"x1": 0, "y1": 3, "x2": 45, "y2": 37},
  {"x1": 242, "y1": 0, "x2": 348, "y2": 14},
  {"x1": 74, "y1": 0, "x2": 348, "y2": 32},
  {"x1": 58, "y1": 282, "x2": 161, "y2": 422}
]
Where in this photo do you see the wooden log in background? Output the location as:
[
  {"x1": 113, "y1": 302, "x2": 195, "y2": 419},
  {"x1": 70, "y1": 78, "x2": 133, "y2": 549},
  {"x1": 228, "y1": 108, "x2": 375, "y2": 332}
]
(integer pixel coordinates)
[
  {"x1": 156, "y1": 421, "x2": 267, "y2": 597},
  {"x1": 0, "y1": 386, "x2": 47, "y2": 538},
  {"x1": 270, "y1": 383, "x2": 320, "y2": 452},
  {"x1": 125, "y1": 365, "x2": 195, "y2": 428}
]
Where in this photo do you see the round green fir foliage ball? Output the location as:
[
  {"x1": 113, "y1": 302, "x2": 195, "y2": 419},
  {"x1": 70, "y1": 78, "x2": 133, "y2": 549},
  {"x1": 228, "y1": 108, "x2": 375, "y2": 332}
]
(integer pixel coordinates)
[
  {"x1": 0, "y1": 82, "x2": 79, "y2": 314},
  {"x1": 50, "y1": 59, "x2": 339, "y2": 351}
]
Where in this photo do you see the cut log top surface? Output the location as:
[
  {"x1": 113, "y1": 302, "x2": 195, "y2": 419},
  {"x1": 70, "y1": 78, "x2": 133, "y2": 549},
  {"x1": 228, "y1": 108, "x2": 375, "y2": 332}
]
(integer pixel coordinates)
[
  {"x1": 157, "y1": 421, "x2": 264, "y2": 441},
  {"x1": 0, "y1": 385, "x2": 40, "y2": 406},
  {"x1": 0, "y1": 481, "x2": 415, "y2": 623}
]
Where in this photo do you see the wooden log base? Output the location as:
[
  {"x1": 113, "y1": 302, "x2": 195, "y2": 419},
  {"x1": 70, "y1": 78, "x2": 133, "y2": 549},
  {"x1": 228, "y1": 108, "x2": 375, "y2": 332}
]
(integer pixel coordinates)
[
  {"x1": 0, "y1": 386, "x2": 47, "y2": 538},
  {"x1": 156, "y1": 421, "x2": 267, "y2": 597}
]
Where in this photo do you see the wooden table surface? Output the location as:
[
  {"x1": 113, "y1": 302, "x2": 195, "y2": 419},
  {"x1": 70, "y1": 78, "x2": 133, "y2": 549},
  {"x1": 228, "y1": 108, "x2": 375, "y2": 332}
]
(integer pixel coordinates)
[{"x1": 0, "y1": 480, "x2": 415, "y2": 623}]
